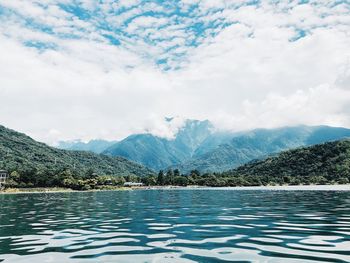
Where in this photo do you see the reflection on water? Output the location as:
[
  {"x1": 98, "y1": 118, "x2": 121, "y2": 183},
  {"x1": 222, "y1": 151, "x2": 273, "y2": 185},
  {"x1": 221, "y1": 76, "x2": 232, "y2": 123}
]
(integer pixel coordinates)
[{"x1": 1, "y1": 188, "x2": 350, "y2": 262}]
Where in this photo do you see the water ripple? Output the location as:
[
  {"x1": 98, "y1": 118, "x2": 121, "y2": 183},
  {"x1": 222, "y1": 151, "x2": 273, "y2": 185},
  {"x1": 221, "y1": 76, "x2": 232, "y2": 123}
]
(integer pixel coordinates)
[{"x1": 1, "y1": 188, "x2": 350, "y2": 262}]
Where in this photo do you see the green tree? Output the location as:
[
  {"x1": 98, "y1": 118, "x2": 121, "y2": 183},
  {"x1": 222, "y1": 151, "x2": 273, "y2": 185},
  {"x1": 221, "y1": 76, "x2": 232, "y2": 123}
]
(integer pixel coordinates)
[
  {"x1": 86, "y1": 168, "x2": 98, "y2": 179},
  {"x1": 157, "y1": 170, "x2": 165, "y2": 185},
  {"x1": 9, "y1": 170, "x2": 20, "y2": 182},
  {"x1": 6, "y1": 171, "x2": 20, "y2": 187},
  {"x1": 114, "y1": 176, "x2": 126, "y2": 186},
  {"x1": 142, "y1": 175, "x2": 157, "y2": 186},
  {"x1": 174, "y1": 176, "x2": 188, "y2": 186},
  {"x1": 174, "y1": 169, "x2": 180, "y2": 177},
  {"x1": 190, "y1": 170, "x2": 201, "y2": 179},
  {"x1": 165, "y1": 169, "x2": 174, "y2": 185}
]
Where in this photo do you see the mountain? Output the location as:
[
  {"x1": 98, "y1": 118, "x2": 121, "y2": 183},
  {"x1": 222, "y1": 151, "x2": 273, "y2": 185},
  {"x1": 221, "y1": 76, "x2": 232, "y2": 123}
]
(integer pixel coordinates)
[
  {"x1": 0, "y1": 125, "x2": 154, "y2": 177},
  {"x1": 173, "y1": 125, "x2": 350, "y2": 173},
  {"x1": 3, "y1": 121, "x2": 350, "y2": 180},
  {"x1": 57, "y1": 139, "x2": 117, "y2": 154},
  {"x1": 173, "y1": 119, "x2": 214, "y2": 156},
  {"x1": 103, "y1": 119, "x2": 214, "y2": 171},
  {"x1": 80, "y1": 119, "x2": 350, "y2": 173},
  {"x1": 193, "y1": 132, "x2": 238, "y2": 157},
  {"x1": 223, "y1": 139, "x2": 350, "y2": 184},
  {"x1": 102, "y1": 134, "x2": 185, "y2": 171}
]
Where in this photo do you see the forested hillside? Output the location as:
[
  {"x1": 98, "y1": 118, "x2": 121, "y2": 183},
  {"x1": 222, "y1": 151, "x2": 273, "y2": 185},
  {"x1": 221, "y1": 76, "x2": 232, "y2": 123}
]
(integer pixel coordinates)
[
  {"x1": 103, "y1": 119, "x2": 214, "y2": 170},
  {"x1": 2, "y1": 123, "x2": 350, "y2": 189},
  {"x1": 153, "y1": 140, "x2": 350, "y2": 187},
  {"x1": 221, "y1": 139, "x2": 350, "y2": 185},
  {"x1": 0, "y1": 125, "x2": 154, "y2": 179},
  {"x1": 175, "y1": 125, "x2": 350, "y2": 173},
  {"x1": 127, "y1": 140, "x2": 350, "y2": 187}
]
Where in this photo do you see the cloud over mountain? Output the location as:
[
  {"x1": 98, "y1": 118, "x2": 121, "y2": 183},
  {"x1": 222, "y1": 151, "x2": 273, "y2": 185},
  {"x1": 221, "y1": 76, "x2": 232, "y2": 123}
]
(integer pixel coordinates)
[{"x1": 0, "y1": 0, "x2": 349, "y2": 144}]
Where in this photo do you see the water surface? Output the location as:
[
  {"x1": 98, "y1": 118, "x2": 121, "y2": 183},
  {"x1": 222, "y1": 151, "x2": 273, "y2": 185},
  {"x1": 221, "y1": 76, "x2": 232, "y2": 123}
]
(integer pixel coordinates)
[{"x1": 1, "y1": 187, "x2": 350, "y2": 262}]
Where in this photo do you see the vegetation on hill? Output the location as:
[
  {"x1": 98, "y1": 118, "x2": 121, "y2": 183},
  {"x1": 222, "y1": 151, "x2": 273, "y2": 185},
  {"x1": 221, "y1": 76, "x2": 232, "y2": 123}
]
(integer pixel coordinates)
[
  {"x1": 2, "y1": 124, "x2": 350, "y2": 190},
  {"x1": 221, "y1": 139, "x2": 350, "y2": 186},
  {"x1": 174, "y1": 125, "x2": 350, "y2": 173},
  {"x1": 0, "y1": 125, "x2": 154, "y2": 189},
  {"x1": 103, "y1": 134, "x2": 187, "y2": 171},
  {"x1": 103, "y1": 119, "x2": 214, "y2": 170},
  {"x1": 100, "y1": 120, "x2": 350, "y2": 173},
  {"x1": 139, "y1": 139, "x2": 350, "y2": 187}
]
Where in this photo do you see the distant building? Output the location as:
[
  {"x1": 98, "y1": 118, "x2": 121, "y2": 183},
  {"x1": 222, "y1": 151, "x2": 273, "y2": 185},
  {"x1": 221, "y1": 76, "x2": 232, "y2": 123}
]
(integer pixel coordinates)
[
  {"x1": 0, "y1": 170, "x2": 8, "y2": 189},
  {"x1": 124, "y1": 182, "x2": 143, "y2": 187}
]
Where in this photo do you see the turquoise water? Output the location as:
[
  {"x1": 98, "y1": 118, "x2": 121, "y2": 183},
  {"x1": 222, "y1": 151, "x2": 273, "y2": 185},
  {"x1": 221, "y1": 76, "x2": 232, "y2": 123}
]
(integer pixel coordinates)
[{"x1": 1, "y1": 188, "x2": 350, "y2": 262}]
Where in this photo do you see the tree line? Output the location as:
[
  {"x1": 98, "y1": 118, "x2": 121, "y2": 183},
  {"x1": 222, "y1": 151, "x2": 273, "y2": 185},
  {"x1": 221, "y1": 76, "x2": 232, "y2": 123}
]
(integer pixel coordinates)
[
  {"x1": 3, "y1": 166, "x2": 349, "y2": 191},
  {"x1": 3, "y1": 139, "x2": 350, "y2": 190},
  {"x1": 4, "y1": 167, "x2": 136, "y2": 190}
]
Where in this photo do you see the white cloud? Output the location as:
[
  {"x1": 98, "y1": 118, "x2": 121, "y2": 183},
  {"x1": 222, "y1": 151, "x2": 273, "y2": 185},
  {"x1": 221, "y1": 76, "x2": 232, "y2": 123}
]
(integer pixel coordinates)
[
  {"x1": 211, "y1": 84, "x2": 350, "y2": 132},
  {"x1": 0, "y1": 0, "x2": 349, "y2": 144},
  {"x1": 142, "y1": 116, "x2": 186, "y2": 140}
]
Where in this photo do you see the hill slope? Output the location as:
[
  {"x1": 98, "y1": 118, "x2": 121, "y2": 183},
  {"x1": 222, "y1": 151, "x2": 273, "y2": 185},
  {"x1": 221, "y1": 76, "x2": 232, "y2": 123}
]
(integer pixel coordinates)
[
  {"x1": 223, "y1": 139, "x2": 350, "y2": 184},
  {"x1": 103, "y1": 134, "x2": 186, "y2": 171},
  {"x1": 0, "y1": 125, "x2": 154, "y2": 177},
  {"x1": 103, "y1": 119, "x2": 214, "y2": 170},
  {"x1": 175, "y1": 126, "x2": 350, "y2": 173}
]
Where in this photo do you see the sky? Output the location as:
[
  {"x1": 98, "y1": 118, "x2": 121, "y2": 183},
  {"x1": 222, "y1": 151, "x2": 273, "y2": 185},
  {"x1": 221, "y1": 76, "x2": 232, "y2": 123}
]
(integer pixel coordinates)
[{"x1": 0, "y1": 0, "x2": 349, "y2": 145}]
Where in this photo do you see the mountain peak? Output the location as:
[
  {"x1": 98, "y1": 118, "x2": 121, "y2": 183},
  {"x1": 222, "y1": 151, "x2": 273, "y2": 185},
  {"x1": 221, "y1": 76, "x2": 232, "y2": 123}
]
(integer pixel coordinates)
[
  {"x1": 175, "y1": 119, "x2": 214, "y2": 155},
  {"x1": 102, "y1": 118, "x2": 215, "y2": 170},
  {"x1": 165, "y1": 117, "x2": 174, "y2": 122}
]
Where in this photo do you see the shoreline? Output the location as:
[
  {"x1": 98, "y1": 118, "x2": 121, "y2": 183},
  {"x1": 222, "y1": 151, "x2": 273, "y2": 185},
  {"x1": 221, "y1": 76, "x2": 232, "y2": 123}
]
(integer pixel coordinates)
[
  {"x1": 0, "y1": 186, "x2": 132, "y2": 195},
  {"x1": 2, "y1": 184, "x2": 350, "y2": 194}
]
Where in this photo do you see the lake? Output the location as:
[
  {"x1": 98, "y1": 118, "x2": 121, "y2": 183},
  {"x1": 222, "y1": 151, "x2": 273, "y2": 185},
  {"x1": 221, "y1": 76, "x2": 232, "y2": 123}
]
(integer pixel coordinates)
[{"x1": 1, "y1": 187, "x2": 350, "y2": 262}]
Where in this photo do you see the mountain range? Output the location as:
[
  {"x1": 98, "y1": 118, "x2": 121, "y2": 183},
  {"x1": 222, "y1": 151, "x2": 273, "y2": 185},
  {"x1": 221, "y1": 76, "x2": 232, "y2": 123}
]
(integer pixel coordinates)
[
  {"x1": 102, "y1": 119, "x2": 214, "y2": 171},
  {"x1": 2, "y1": 122, "x2": 350, "y2": 188},
  {"x1": 58, "y1": 119, "x2": 350, "y2": 173},
  {"x1": 0, "y1": 125, "x2": 153, "y2": 177},
  {"x1": 173, "y1": 125, "x2": 350, "y2": 173}
]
